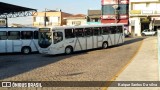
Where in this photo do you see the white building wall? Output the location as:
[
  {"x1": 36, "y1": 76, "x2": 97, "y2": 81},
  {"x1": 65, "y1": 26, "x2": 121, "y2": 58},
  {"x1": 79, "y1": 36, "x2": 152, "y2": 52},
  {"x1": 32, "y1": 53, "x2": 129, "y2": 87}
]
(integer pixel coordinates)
[
  {"x1": 129, "y1": 1, "x2": 160, "y2": 36},
  {"x1": 129, "y1": 17, "x2": 141, "y2": 36},
  {"x1": 67, "y1": 19, "x2": 87, "y2": 26}
]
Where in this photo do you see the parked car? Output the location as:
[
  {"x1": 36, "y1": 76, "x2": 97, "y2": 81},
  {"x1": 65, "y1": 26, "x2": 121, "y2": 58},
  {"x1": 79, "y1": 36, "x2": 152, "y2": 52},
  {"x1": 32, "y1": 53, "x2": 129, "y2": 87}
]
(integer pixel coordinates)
[{"x1": 141, "y1": 29, "x2": 157, "y2": 36}]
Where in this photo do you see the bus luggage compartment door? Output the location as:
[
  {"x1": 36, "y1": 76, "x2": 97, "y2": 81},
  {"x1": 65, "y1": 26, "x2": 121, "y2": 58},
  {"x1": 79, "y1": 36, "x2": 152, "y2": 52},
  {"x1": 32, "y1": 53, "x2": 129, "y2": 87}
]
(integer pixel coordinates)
[
  {"x1": 0, "y1": 40, "x2": 7, "y2": 53},
  {"x1": 7, "y1": 40, "x2": 22, "y2": 53}
]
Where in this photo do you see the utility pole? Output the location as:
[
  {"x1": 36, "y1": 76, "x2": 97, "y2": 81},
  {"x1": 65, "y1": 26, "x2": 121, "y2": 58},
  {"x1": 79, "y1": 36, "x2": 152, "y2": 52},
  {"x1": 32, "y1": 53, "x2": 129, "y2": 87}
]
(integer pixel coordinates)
[{"x1": 44, "y1": 8, "x2": 47, "y2": 27}]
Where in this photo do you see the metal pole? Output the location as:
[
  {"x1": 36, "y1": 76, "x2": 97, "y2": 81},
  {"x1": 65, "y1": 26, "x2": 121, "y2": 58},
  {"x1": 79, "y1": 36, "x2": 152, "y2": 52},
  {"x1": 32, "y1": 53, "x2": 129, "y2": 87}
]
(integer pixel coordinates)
[
  {"x1": 158, "y1": 30, "x2": 160, "y2": 81},
  {"x1": 44, "y1": 8, "x2": 46, "y2": 27},
  {"x1": 115, "y1": 10, "x2": 117, "y2": 23}
]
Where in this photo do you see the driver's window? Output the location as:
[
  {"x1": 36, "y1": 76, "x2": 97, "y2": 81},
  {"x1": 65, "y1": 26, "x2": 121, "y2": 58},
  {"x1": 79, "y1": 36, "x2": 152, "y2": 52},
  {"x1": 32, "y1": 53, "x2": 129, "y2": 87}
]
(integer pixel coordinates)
[{"x1": 53, "y1": 32, "x2": 63, "y2": 44}]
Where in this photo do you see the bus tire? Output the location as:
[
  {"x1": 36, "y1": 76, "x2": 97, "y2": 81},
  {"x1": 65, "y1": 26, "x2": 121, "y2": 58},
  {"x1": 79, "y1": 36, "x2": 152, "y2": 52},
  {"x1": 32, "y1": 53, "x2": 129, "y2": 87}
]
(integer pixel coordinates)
[
  {"x1": 102, "y1": 42, "x2": 108, "y2": 49},
  {"x1": 21, "y1": 47, "x2": 31, "y2": 54},
  {"x1": 65, "y1": 46, "x2": 73, "y2": 54}
]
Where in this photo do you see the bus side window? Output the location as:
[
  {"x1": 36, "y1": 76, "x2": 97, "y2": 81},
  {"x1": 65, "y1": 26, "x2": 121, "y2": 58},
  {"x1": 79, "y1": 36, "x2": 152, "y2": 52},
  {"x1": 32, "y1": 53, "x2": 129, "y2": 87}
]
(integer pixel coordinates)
[
  {"x1": 84, "y1": 28, "x2": 92, "y2": 37},
  {"x1": 8, "y1": 31, "x2": 20, "y2": 40},
  {"x1": 93, "y1": 27, "x2": 101, "y2": 36},
  {"x1": 34, "y1": 31, "x2": 38, "y2": 39},
  {"x1": 21, "y1": 31, "x2": 33, "y2": 39},
  {"x1": 110, "y1": 26, "x2": 116, "y2": 34},
  {"x1": 102, "y1": 27, "x2": 110, "y2": 35},
  {"x1": 0, "y1": 31, "x2": 7, "y2": 40},
  {"x1": 75, "y1": 28, "x2": 84, "y2": 37},
  {"x1": 53, "y1": 32, "x2": 63, "y2": 44},
  {"x1": 117, "y1": 26, "x2": 123, "y2": 33},
  {"x1": 65, "y1": 29, "x2": 75, "y2": 39}
]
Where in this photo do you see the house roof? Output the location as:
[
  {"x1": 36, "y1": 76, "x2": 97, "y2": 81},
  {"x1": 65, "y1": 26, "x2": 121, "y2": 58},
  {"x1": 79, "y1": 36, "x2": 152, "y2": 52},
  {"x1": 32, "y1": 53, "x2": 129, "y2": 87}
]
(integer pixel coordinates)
[
  {"x1": 62, "y1": 12, "x2": 73, "y2": 18},
  {"x1": 44, "y1": 10, "x2": 73, "y2": 17},
  {"x1": 64, "y1": 14, "x2": 86, "y2": 19}
]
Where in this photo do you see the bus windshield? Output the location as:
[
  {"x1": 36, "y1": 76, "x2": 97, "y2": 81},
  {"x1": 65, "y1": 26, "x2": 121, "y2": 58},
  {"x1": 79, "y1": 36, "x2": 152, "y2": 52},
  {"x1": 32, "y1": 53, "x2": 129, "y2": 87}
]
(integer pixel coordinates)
[{"x1": 38, "y1": 32, "x2": 52, "y2": 48}]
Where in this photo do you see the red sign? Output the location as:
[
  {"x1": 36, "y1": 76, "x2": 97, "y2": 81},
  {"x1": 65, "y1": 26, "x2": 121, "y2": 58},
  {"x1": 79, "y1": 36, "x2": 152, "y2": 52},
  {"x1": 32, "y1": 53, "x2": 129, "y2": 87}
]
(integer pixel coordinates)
[{"x1": 102, "y1": 15, "x2": 128, "y2": 19}]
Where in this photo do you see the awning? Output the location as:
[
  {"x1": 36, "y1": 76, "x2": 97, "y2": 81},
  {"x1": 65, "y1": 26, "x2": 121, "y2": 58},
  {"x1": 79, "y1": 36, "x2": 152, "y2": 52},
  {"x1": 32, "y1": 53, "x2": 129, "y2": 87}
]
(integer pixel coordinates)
[
  {"x1": 154, "y1": 20, "x2": 160, "y2": 26},
  {"x1": 101, "y1": 19, "x2": 128, "y2": 25},
  {"x1": 0, "y1": 2, "x2": 37, "y2": 19},
  {"x1": 88, "y1": 15, "x2": 101, "y2": 18}
]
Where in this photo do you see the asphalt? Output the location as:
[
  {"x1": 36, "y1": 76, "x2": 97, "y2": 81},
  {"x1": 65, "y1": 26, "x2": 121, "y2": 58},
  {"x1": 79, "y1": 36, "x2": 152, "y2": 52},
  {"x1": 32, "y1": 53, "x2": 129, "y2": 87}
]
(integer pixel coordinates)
[{"x1": 104, "y1": 37, "x2": 159, "y2": 90}]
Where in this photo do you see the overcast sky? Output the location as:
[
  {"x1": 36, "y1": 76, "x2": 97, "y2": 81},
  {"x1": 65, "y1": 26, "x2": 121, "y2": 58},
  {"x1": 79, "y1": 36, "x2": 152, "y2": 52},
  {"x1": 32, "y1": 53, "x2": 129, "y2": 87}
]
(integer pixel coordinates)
[{"x1": 0, "y1": 0, "x2": 101, "y2": 25}]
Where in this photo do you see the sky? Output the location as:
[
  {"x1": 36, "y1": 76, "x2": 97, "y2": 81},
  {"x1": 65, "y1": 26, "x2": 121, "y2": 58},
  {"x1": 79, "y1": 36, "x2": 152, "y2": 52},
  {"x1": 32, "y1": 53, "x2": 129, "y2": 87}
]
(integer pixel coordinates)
[{"x1": 0, "y1": 0, "x2": 101, "y2": 25}]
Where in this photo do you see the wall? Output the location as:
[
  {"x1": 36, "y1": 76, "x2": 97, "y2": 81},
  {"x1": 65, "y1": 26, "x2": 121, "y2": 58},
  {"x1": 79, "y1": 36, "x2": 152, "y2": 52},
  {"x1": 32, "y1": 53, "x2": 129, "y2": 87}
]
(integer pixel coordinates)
[
  {"x1": 66, "y1": 18, "x2": 87, "y2": 26},
  {"x1": 129, "y1": 17, "x2": 141, "y2": 36},
  {"x1": 33, "y1": 12, "x2": 61, "y2": 27}
]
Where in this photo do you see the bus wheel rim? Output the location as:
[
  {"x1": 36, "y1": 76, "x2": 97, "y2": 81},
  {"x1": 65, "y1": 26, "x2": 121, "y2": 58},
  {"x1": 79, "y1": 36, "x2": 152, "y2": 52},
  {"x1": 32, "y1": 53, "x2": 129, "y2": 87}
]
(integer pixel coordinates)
[
  {"x1": 103, "y1": 43, "x2": 107, "y2": 48},
  {"x1": 66, "y1": 48, "x2": 71, "y2": 54},
  {"x1": 24, "y1": 48, "x2": 29, "y2": 54}
]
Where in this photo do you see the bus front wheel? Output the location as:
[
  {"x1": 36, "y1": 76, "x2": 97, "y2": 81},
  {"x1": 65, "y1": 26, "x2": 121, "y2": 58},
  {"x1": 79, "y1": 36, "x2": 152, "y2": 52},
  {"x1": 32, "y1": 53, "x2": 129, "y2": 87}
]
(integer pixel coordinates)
[
  {"x1": 21, "y1": 47, "x2": 31, "y2": 54},
  {"x1": 102, "y1": 42, "x2": 108, "y2": 49},
  {"x1": 65, "y1": 46, "x2": 73, "y2": 54}
]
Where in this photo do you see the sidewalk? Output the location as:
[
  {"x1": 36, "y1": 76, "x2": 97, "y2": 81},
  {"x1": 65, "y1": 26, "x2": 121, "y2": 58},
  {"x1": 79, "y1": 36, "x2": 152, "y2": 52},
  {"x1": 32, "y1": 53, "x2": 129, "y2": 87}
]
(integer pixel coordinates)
[{"x1": 107, "y1": 37, "x2": 159, "y2": 90}]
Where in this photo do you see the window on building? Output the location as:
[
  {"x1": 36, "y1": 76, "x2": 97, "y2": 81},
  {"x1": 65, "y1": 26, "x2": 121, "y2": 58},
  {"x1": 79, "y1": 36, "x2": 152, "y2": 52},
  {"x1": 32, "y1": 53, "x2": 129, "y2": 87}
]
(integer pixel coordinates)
[
  {"x1": 102, "y1": 5, "x2": 115, "y2": 15},
  {"x1": 33, "y1": 17, "x2": 36, "y2": 22},
  {"x1": 72, "y1": 21, "x2": 81, "y2": 25},
  {"x1": 8, "y1": 31, "x2": 20, "y2": 40},
  {"x1": 95, "y1": 18, "x2": 99, "y2": 22},
  {"x1": 102, "y1": 4, "x2": 128, "y2": 15},
  {"x1": 45, "y1": 17, "x2": 49, "y2": 22},
  {"x1": 118, "y1": 4, "x2": 129, "y2": 14}
]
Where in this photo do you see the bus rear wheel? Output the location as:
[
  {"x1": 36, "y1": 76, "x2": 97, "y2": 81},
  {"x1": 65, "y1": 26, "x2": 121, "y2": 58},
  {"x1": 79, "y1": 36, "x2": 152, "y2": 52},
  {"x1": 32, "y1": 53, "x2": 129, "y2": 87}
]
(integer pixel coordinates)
[
  {"x1": 102, "y1": 42, "x2": 108, "y2": 49},
  {"x1": 65, "y1": 46, "x2": 73, "y2": 54},
  {"x1": 21, "y1": 47, "x2": 31, "y2": 54}
]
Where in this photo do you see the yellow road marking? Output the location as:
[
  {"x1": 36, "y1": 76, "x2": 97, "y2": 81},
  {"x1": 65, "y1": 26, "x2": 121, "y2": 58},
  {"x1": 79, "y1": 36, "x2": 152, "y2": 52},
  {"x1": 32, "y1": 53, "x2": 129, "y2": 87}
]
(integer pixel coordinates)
[{"x1": 102, "y1": 39, "x2": 144, "y2": 90}]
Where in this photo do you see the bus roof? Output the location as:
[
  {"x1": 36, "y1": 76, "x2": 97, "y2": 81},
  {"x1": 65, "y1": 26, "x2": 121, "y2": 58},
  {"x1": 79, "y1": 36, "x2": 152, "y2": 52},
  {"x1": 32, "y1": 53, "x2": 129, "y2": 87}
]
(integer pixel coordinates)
[
  {"x1": 49, "y1": 24, "x2": 124, "y2": 30},
  {"x1": 0, "y1": 27, "x2": 38, "y2": 31}
]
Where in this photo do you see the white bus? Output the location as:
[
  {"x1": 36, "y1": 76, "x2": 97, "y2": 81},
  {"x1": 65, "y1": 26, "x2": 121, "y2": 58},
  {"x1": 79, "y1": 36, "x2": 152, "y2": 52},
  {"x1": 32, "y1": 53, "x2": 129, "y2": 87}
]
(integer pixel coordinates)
[
  {"x1": 38, "y1": 24, "x2": 124, "y2": 55},
  {"x1": 0, "y1": 27, "x2": 39, "y2": 54}
]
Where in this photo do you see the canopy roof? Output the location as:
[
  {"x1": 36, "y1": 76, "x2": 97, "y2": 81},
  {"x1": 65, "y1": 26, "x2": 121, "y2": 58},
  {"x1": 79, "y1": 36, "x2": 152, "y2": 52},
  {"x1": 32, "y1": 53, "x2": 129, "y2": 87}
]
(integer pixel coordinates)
[{"x1": 0, "y1": 2, "x2": 37, "y2": 19}]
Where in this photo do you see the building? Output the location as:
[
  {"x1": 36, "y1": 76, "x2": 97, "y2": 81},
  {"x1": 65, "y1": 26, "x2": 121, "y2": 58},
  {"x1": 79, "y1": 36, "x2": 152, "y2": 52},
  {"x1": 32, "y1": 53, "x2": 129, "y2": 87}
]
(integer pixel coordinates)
[
  {"x1": 65, "y1": 14, "x2": 87, "y2": 26},
  {"x1": 87, "y1": 10, "x2": 101, "y2": 25},
  {"x1": 101, "y1": 0, "x2": 129, "y2": 28},
  {"x1": 129, "y1": 0, "x2": 160, "y2": 36},
  {"x1": 33, "y1": 10, "x2": 73, "y2": 27}
]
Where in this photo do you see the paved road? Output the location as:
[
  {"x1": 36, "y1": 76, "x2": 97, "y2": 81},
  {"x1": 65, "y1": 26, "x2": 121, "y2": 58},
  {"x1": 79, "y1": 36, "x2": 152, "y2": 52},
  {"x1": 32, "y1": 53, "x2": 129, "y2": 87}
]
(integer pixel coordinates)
[{"x1": 0, "y1": 37, "x2": 144, "y2": 90}]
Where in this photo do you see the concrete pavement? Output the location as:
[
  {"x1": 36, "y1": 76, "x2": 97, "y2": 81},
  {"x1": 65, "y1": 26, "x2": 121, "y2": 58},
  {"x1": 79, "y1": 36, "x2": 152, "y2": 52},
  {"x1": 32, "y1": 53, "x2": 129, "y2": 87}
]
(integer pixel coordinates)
[{"x1": 105, "y1": 37, "x2": 159, "y2": 90}]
